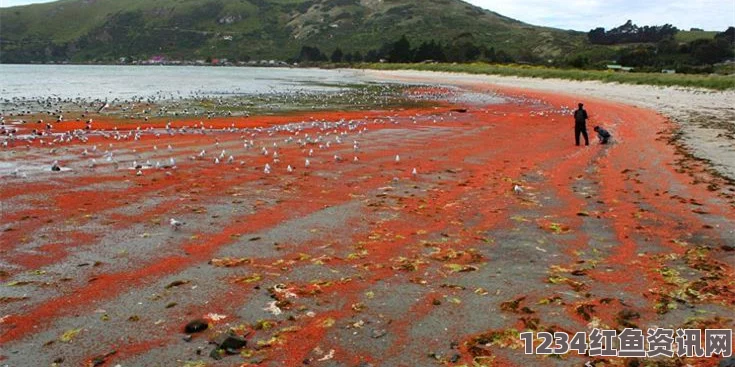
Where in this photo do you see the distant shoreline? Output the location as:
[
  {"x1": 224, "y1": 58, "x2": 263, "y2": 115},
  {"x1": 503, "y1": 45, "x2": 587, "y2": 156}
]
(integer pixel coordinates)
[
  {"x1": 0, "y1": 62, "x2": 296, "y2": 68},
  {"x1": 4, "y1": 61, "x2": 732, "y2": 91}
]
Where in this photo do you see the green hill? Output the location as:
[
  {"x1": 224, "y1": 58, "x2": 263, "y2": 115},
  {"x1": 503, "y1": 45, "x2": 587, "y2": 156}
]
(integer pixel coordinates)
[
  {"x1": 675, "y1": 30, "x2": 718, "y2": 43},
  {"x1": 0, "y1": 0, "x2": 586, "y2": 63}
]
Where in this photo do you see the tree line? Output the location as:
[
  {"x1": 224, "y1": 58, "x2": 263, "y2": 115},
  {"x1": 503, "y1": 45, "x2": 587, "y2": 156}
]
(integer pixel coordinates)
[
  {"x1": 602, "y1": 25, "x2": 734, "y2": 70},
  {"x1": 588, "y1": 20, "x2": 679, "y2": 44},
  {"x1": 296, "y1": 35, "x2": 515, "y2": 64},
  {"x1": 296, "y1": 25, "x2": 734, "y2": 73}
]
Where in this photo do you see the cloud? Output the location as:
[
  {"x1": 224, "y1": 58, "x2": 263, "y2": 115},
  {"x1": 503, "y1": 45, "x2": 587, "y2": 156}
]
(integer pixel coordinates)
[
  {"x1": 467, "y1": 0, "x2": 734, "y2": 31},
  {"x1": 1, "y1": 0, "x2": 55, "y2": 7}
]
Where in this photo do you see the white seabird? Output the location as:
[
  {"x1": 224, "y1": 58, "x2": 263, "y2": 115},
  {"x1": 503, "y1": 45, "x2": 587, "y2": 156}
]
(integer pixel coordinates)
[
  {"x1": 170, "y1": 218, "x2": 185, "y2": 230},
  {"x1": 513, "y1": 184, "x2": 523, "y2": 194}
]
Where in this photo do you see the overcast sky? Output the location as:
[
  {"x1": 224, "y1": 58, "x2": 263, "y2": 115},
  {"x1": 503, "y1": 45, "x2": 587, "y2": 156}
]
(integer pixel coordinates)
[{"x1": 1, "y1": 0, "x2": 733, "y2": 31}]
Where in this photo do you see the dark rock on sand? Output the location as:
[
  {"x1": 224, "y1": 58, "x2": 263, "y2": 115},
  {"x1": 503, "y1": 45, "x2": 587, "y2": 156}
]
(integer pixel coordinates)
[
  {"x1": 217, "y1": 334, "x2": 247, "y2": 350},
  {"x1": 184, "y1": 319, "x2": 208, "y2": 333}
]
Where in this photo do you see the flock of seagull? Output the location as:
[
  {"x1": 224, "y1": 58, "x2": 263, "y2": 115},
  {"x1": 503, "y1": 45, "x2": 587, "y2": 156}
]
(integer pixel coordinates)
[
  {"x1": 0, "y1": 92, "x2": 567, "y2": 232},
  {"x1": 0, "y1": 85, "x2": 402, "y2": 124},
  {"x1": 2, "y1": 108, "x2": 441, "y2": 231}
]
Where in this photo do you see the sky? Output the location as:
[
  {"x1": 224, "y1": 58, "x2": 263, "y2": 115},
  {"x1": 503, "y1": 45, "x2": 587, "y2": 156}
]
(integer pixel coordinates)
[{"x1": 1, "y1": 0, "x2": 733, "y2": 31}]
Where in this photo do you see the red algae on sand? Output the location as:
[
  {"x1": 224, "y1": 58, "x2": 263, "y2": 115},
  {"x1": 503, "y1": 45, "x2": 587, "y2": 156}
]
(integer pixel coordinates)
[{"x1": 0, "y1": 81, "x2": 733, "y2": 367}]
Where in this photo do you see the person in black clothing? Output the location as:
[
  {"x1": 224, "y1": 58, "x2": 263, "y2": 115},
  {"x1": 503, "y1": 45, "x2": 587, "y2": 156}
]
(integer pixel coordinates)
[
  {"x1": 573, "y1": 103, "x2": 589, "y2": 146},
  {"x1": 593, "y1": 126, "x2": 611, "y2": 144}
]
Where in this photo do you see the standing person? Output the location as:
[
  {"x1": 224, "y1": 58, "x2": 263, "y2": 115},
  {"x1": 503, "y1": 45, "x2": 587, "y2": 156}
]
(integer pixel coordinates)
[
  {"x1": 593, "y1": 126, "x2": 612, "y2": 144},
  {"x1": 573, "y1": 103, "x2": 589, "y2": 146}
]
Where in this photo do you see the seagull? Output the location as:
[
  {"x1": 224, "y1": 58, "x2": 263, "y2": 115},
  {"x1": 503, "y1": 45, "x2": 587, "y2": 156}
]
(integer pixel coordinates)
[
  {"x1": 136, "y1": 170, "x2": 143, "y2": 176},
  {"x1": 214, "y1": 157, "x2": 220, "y2": 164},
  {"x1": 305, "y1": 159, "x2": 310, "y2": 168},
  {"x1": 97, "y1": 101, "x2": 110, "y2": 113},
  {"x1": 395, "y1": 154, "x2": 400, "y2": 163},
  {"x1": 170, "y1": 218, "x2": 185, "y2": 230},
  {"x1": 11, "y1": 168, "x2": 27, "y2": 178},
  {"x1": 513, "y1": 184, "x2": 523, "y2": 194},
  {"x1": 412, "y1": 167, "x2": 418, "y2": 176},
  {"x1": 264, "y1": 163, "x2": 271, "y2": 174},
  {"x1": 51, "y1": 160, "x2": 61, "y2": 171},
  {"x1": 227, "y1": 155, "x2": 234, "y2": 164},
  {"x1": 287, "y1": 165, "x2": 293, "y2": 173}
]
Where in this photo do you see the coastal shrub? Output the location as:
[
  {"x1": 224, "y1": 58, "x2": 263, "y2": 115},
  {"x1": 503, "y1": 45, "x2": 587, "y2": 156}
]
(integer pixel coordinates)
[{"x1": 361, "y1": 62, "x2": 735, "y2": 90}]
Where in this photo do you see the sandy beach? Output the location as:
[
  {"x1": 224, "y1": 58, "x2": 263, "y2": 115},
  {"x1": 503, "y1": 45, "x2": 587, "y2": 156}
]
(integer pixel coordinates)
[
  {"x1": 1, "y1": 71, "x2": 733, "y2": 366},
  {"x1": 362, "y1": 70, "x2": 735, "y2": 182}
]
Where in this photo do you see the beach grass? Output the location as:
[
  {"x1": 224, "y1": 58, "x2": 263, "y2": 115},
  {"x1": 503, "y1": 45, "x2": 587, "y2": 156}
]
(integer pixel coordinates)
[{"x1": 359, "y1": 63, "x2": 735, "y2": 91}]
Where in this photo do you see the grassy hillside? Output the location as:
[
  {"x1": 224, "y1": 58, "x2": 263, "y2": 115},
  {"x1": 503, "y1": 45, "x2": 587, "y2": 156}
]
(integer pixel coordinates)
[
  {"x1": 675, "y1": 30, "x2": 718, "y2": 43},
  {"x1": 0, "y1": 0, "x2": 586, "y2": 63}
]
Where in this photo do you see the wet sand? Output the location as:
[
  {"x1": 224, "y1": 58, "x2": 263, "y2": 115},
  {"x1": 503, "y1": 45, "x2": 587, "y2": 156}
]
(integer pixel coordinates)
[
  {"x1": 363, "y1": 69, "x2": 735, "y2": 181},
  {"x1": 0, "y1": 79, "x2": 733, "y2": 367}
]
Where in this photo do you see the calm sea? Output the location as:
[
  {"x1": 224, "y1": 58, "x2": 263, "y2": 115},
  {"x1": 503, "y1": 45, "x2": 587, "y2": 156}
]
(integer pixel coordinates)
[{"x1": 0, "y1": 65, "x2": 365, "y2": 101}]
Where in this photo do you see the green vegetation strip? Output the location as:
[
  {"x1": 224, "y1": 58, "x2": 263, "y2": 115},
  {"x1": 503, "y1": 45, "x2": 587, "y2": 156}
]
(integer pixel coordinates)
[{"x1": 359, "y1": 63, "x2": 735, "y2": 91}]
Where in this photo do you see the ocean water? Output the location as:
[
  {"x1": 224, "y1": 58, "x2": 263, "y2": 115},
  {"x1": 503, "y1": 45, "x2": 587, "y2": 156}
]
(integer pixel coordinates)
[{"x1": 0, "y1": 65, "x2": 365, "y2": 101}]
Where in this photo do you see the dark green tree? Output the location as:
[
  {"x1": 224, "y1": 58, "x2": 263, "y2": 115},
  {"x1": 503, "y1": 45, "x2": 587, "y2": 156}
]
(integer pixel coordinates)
[
  {"x1": 483, "y1": 47, "x2": 496, "y2": 62},
  {"x1": 495, "y1": 49, "x2": 514, "y2": 63},
  {"x1": 715, "y1": 26, "x2": 735, "y2": 46},
  {"x1": 364, "y1": 50, "x2": 379, "y2": 62},
  {"x1": 587, "y1": 27, "x2": 607, "y2": 44},
  {"x1": 413, "y1": 40, "x2": 446, "y2": 62},
  {"x1": 618, "y1": 45, "x2": 656, "y2": 67},
  {"x1": 690, "y1": 38, "x2": 734, "y2": 64},
  {"x1": 388, "y1": 35, "x2": 413, "y2": 63},
  {"x1": 566, "y1": 55, "x2": 589, "y2": 68},
  {"x1": 298, "y1": 46, "x2": 327, "y2": 62},
  {"x1": 352, "y1": 51, "x2": 363, "y2": 62},
  {"x1": 462, "y1": 42, "x2": 482, "y2": 61},
  {"x1": 330, "y1": 47, "x2": 344, "y2": 63}
]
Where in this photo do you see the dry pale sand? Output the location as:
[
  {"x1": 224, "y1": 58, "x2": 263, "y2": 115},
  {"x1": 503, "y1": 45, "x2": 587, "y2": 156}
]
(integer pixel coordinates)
[{"x1": 361, "y1": 69, "x2": 735, "y2": 181}]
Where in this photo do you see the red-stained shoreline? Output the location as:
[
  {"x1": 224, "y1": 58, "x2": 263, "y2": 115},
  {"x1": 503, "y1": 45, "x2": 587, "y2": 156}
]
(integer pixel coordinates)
[{"x1": 1, "y1": 82, "x2": 732, "y2": 367}]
